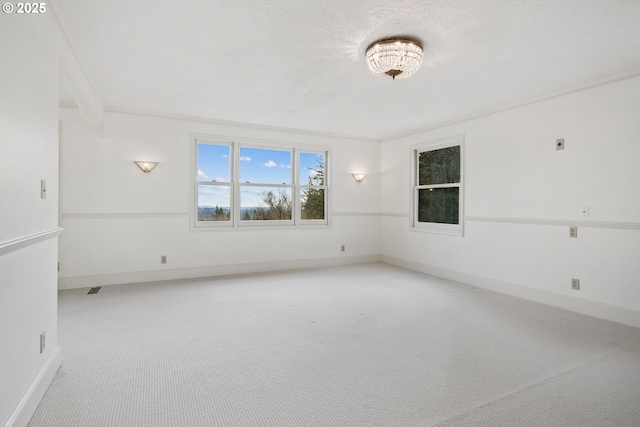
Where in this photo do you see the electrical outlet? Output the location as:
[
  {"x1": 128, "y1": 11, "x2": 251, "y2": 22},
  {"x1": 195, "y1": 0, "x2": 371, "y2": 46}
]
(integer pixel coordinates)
[
  {"x1": 40, "y1": 331, "x2": 45, "y2": 354},
  {"x1": 581, "y1": 206, "x2": 589, "y2": 217},
  {"x1": 340, "y1": 245, "x2": 345, "y2": 252},
  {"x1": 569, "y1": 227, "x2": 578, "y2": 238},
  {"x1": 571, "y1": 278, "x2": 580, "y2": 290},
  {"x1": 556, "y1": 138, "x2": 564, "y2": 150},
  {"x1": 161, "y1": 255, "x2": 167, "y2": 264}
]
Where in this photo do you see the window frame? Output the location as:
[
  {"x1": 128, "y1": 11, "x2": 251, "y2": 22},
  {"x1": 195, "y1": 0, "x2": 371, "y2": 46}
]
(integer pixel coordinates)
[
  {"x1": 297, "y1": 148, "x2": 328, "y2": 226},
  {"x1": 237, "y1": 143, "x2": 295, "y2": 227},
  {"x1": 410, "y1": 134, "x2": 464, "y2": 236},
  {"x1": 191, "y1": 135, "x2": 330, "y2": 230},
  {"x1": 195, "y1": 140, "x2": 234, "y2": 227}
]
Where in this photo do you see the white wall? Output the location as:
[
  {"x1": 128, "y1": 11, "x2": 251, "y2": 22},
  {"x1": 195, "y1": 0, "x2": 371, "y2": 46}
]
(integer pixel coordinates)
[
  {"x1": 0, "y1": 9, "x2": 61, "y2": 427},
  {"x1": 380, "y1": 76, "x2": 640, "y2": 327},
  {"x1": 58, "y1": 109, "x2": 381, "y2": 288},
  {"x1": 59, "y1": 76, "x2": 640, "y2": 328}
]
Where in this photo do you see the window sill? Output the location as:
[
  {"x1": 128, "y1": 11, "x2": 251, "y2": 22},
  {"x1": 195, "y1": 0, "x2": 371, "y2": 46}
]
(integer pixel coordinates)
[
  {"x1": 191, "y1": 223, "x2": 331, "y2": 232},
  {"x1": 409, "y1": 224, "x2": 464, "y2": 236}
]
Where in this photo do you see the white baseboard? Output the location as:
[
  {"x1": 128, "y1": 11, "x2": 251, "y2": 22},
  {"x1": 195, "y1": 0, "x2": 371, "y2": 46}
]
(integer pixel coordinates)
[
  {"x1": 58, "y1": 253, "x2": 640, "y2": 328},
  {"x1": 59, "y1": 254, "x2": 381, "y2": 289},
  {"x1": 381, "y1": 255, "x2": 640, "y2": 329},
  {"x1": 4, "y1": 346, "x2": 61, "y2": 427}
]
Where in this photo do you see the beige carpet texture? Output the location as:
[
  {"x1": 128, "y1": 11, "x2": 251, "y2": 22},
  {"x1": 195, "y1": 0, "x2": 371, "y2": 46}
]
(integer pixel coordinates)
[{"x1": 29, "y1": 263, "x2": 640, "y2": 426}]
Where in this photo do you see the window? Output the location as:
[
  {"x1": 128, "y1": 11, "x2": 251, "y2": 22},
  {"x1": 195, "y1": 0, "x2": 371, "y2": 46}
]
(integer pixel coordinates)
[
  {"x1": 239, "y1": 146, "x2": 293, "y2": 223},
  {"x1": 196, "y1": 143, "x2": 232, "y2": 223},
  {"x1": 299, "y1": 151, "x2": 326, "y2": 222},
  {"x1": 193, "y1": 136, "x2": 329, "y2": 228},
  {"x1": 412, "y1": 135, "x2": 464, "y2": 235}
]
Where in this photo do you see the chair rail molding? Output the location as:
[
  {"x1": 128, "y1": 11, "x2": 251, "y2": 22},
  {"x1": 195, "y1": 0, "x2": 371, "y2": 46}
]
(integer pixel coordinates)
[
  {"x1": 465, "y1": 216, "x2": 640, "y2": 231},
  {"x1": 0, "y1": 228, "x2": 64, "y2": 257}
]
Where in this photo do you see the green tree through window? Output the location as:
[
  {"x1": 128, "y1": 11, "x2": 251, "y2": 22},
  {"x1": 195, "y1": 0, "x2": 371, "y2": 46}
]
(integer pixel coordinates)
[
  {"x1": 250, "y1": 190, "x2": 293, "y2": 220},
  {"x1": 413, "y1": 136, "x2": 463, "y2": 235},
  {"x1": 418, "y1": 146, "x2": 460, "y2": 224},
  {"x1": 301, "y1": 155, "x2": 325, "y2": 220},
  {"x1": 194, "y1": 138, "x2": 328, "y2": 227}
]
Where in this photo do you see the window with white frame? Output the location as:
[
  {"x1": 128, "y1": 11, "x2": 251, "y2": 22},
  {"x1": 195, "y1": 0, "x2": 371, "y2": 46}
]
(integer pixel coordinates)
[
  {"x1": 299, "y1": 151, "x2": 326, "y2": 222},
  {"x1": 412, "y1": 135, "x2": 464, "y2": 235},
  {"x1": 239, "y1": 146, "x2": 293, "y2": 223},
  {"x1": 196, "y1": 142, "x2": 232, "y2": 223},
  {"x1": 193, "y1": 136, "x2": 328, "y2": 228}
]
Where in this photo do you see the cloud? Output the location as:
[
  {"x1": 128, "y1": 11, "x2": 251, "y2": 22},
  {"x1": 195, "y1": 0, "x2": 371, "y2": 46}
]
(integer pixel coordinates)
[
  {"x1": 198, "y1": 169, "x2": 210, "y2": 180},
  {"x1": 222, "y1": 154, "x2": 229, "y2": 158},
  {"x1": 240, "y1": 156, "x2": 251, "y2": 161},
  {"x1": 280, "y1": 164, "x2": 291, "y2": 168},
  {"x1": 199, "y1": 186, "x2": 227, "y2": 195},
  {"x1": 308, "y1": 169, "x2": 318, "y2": 178},
  {"x1": 199, "y1": 170, "x2": 228, "y2": 183},
  {"x1": 197, "y1": 185, "x2": 230, "y2": 207},
  {"x1": 263, "y1": 160, "x2": 277, "y2": 168}
]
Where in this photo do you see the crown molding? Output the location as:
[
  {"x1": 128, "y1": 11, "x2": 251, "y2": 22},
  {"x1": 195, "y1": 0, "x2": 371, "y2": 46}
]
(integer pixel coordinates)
[
  {"x1": 106, "y1": 106, "x2": 382, "y2": 143},
  {"x1": 54, "y1": 28, "x2": 640, "y2": 147},
  {"x1": 59, "y1": 102, "x2": 380, "y2": 143},
  {"x1": 382, "y1": 69, "x2": 640, "y2": 142}
]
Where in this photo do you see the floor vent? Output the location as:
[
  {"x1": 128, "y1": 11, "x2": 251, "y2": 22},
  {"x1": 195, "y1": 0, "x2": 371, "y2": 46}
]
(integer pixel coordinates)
[{"x1": 87, "y1": 287, "x2": 102, "y2": 295}]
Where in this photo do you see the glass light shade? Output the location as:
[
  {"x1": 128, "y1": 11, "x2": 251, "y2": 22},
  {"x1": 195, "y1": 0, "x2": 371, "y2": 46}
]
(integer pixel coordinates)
[
  {"x1": 366, "y1": 38, "x2": 423, "y2": 80},
  {"x1": 352, "y1": 173, "x2": 366, "y2": 182},
  {"x1": 134, "y1": 161, "x2": 158, "y2": 173}
]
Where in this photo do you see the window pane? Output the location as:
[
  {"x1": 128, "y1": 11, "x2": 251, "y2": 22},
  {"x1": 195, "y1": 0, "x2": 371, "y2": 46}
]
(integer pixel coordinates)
[
  {"x1": 240, "y1": 147, "x2": 292, "y2": 184},
  {"x1": 197, "y1": 185, "x2": 230, "y2": 221},
  {"x1": 418, "y1": 188, "x2": 459, "y2": 224},
  {"x1": 299, "y1": 152, "x2": 325, "y2": 186},
  {"x1": 301, "y1": 188, "x2": 325, "y2": 220},
  {"x1": 418, "y1": 146, "x2": 460, "y2": 185},
  {"x1": 197, "y1": 144, "x2": 230, "y2": 182},
  {"x1": 240, "y1": 186, "x2": 292, "y2": 220}
]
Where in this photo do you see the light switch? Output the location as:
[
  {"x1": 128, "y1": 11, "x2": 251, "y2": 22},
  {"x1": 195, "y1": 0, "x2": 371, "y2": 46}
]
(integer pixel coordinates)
[{"x1": 41, "y1": 180, "x2": 47, "y2": 199}]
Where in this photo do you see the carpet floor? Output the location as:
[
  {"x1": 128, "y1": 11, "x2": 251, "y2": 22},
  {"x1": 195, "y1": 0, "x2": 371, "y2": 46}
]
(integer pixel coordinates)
[{"x1": 29, "y1": 263, "x2": 640, "y2": 426}]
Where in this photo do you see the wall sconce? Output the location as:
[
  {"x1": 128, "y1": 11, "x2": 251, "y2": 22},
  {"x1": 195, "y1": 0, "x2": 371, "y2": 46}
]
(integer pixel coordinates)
[
  {"x1": 352, "y1": 173, "x2": 366, "y2": 182},
  {"x1": 134, "y1": 161, "x2": 158, "y2": 173}
]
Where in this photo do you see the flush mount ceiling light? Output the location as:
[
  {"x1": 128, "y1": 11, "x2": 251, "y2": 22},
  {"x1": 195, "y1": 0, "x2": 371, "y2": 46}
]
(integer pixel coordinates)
[{"x1": 365, "y1": 37, "x2": 423, "y2": 80}]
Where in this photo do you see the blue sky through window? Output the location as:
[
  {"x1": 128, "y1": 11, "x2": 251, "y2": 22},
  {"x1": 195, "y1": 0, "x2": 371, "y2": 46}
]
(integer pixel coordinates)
[
  {"x1": 239, "y1": 147, "x2": 291, "y2": 184},
  {"x1": 197, "y1": 144, "x2": 229, "y2": 182},
  {"x1": 299, "y1": 152, "x2": 324, "y2": 185},
  {"x1": 197, "y1": 143, "x2": 326, "y2": 209}
]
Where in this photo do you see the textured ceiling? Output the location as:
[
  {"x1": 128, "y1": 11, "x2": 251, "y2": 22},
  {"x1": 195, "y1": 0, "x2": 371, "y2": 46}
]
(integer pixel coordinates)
[{"x1": 56, "y1": 0, "x2": 640, "y2": 140}]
